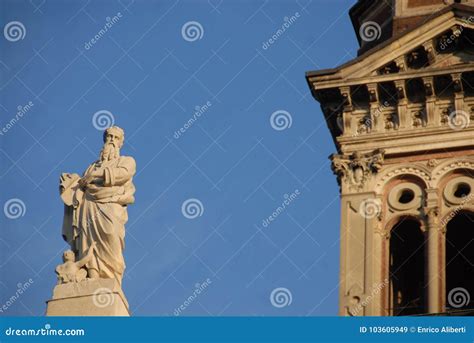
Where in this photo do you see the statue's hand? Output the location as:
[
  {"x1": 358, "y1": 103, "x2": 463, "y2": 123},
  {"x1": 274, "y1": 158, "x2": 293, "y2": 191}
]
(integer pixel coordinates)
[
  {"x1": 90, "y1": 169, "x2": 104, "y2": 184},
  {"x1": 78, "y1": 175, "x2": 93, "y2": 189},
  {"x1": 91, "y1": 169, "x2": 104, "y2": 178},
  {"x1": 80, "y1": 170, "x2": 104, "y2": 188}
]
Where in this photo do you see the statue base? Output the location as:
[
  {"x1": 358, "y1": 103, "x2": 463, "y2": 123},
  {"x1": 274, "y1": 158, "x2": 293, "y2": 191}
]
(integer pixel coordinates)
[{"x1": 46, "y1": 278, "x2": 130, "y2": 316}]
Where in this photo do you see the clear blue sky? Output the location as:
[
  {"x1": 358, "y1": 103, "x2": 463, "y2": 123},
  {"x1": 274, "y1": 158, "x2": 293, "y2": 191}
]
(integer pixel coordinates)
[{"x1": 0, "y1": 0, "x2": 358, "y2": 316}]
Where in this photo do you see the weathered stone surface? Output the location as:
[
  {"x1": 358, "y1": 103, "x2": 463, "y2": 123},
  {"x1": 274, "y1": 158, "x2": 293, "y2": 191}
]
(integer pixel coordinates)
[{"x1": 46, "y1": 278, "x2": 129, "y2": 316}]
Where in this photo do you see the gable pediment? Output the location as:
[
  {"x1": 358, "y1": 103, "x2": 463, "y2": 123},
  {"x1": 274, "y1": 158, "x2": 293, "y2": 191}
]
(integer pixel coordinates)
[{"x1": 307, "y1": 5, "x2": 474, "y2": 90}]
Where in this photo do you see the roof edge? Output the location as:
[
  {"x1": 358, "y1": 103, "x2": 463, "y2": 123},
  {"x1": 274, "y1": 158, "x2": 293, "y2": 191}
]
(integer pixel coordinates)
[{"x1": 305, "y1": 3, "x2": 474, "y2": 79}]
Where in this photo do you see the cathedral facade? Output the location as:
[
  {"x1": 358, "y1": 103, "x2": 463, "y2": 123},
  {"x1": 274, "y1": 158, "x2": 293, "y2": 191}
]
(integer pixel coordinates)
[{"x1": 307, "y1": 0, "x2": 474, "y2": 316}]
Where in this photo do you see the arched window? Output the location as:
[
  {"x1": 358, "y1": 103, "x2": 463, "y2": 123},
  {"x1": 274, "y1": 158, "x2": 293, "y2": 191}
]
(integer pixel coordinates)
[
  {"x1": 446, "y1": 211, "x2": 474, "y2": 311},
  {"x1": 389, "y1": 218, "x2": 426, "y2": 315}
]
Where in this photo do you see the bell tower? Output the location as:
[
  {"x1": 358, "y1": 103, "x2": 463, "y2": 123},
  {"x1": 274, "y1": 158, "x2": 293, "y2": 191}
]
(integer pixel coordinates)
[{"x1": 307, "y1": 1, "x2": 474, "y2": 316}]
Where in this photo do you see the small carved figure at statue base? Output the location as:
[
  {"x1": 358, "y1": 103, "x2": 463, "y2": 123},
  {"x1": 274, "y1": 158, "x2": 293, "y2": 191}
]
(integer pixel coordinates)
[{"x1": 55, "y1": 242, "x2": 96, "y2": 284}]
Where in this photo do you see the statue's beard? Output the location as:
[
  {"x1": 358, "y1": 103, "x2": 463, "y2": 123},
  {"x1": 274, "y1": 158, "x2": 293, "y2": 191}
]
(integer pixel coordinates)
[{"x1": 99, "y1": 142, "x2": 120, "y2": 161}]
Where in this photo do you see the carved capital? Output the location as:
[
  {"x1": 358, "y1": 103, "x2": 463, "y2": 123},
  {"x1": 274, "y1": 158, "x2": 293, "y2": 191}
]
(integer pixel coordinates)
[{"x1": 331, "y1": 149, "x2": 385, "y2": 191}]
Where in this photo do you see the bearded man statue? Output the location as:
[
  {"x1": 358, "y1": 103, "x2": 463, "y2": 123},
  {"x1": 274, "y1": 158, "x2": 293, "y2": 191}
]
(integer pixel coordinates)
[{"x1": 59, "y1": 126, "x2": 136, "y2": 285}]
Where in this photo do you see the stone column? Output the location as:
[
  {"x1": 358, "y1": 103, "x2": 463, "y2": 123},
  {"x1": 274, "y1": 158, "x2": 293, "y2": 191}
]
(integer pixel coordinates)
[
  {"x1": 339, "y1": 194, "x2": 371, "y2": 316},
  {"x1": 331, "y1": 150, "x2": 385, "y2": 316},
  {"x1": 372, "y1": 217, "x2": 390, "y2": 316},
  {"x1": 425, "y1": 207, "x2": 443, "y2": 314}
]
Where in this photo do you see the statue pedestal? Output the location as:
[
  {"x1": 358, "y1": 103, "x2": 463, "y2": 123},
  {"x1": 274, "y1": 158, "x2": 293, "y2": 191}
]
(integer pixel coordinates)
[{"x1": 46, "y1": 278, "x2": 130, "y2": 316}]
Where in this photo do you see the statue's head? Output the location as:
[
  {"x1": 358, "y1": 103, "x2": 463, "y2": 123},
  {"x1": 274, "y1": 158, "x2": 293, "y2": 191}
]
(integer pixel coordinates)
[
  {"x1": 100, "y1": 126, "x2": 124, "y2": 161},
  {"x1": 103, "y1": 126, "x2": 125, "y2": 148},
  {"x1": 63, "y1": 250, "x2": 75, "y2": 262}
]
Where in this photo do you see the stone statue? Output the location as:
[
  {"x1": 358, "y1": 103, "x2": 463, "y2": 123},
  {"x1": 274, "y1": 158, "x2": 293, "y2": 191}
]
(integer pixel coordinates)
[
  {"x1": 58, "y1": 126, "x2": 136, "y2": 286},
  {"x1": 56, "y1": 242, "x2": 96, "y2": 284}
]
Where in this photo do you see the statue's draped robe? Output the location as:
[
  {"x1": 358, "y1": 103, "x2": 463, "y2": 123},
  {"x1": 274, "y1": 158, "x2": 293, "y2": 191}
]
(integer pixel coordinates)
[{"x1": 62, "y1": 156, "x2": 136, "y2": 285}]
